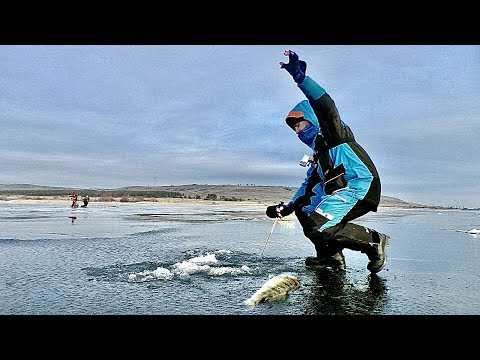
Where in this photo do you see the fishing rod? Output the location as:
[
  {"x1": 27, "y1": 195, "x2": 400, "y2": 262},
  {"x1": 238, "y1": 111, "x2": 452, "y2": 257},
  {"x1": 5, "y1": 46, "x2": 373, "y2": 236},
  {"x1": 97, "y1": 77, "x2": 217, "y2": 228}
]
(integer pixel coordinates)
[{"x1": 260, "y1": 202, "x2": 284, "y2": 256}]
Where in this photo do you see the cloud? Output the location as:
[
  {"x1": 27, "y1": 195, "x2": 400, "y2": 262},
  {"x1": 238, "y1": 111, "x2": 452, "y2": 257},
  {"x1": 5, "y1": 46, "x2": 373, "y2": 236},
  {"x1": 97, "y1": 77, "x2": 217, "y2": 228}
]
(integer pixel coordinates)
[{"x1": 0, "y1": 45, "x2": 479, "y2": 207}]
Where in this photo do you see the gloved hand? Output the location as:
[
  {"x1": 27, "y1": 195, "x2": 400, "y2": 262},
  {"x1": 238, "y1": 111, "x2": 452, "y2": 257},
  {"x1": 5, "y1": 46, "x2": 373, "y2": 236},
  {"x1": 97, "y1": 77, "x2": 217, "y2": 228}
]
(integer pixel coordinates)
[
  {"x1": 266, "y1": 202, "x2": 294, "y2": 218},
  {"x1": 280, "y1": 50, "x2": 307, "y2": 83}
]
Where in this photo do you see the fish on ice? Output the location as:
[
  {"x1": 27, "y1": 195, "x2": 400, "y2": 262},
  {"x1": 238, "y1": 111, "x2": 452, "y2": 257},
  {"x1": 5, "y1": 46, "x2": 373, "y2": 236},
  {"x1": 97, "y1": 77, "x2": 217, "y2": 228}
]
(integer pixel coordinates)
[{"x1": 244, "y1": 273, "x2": 300, "y2": 307}]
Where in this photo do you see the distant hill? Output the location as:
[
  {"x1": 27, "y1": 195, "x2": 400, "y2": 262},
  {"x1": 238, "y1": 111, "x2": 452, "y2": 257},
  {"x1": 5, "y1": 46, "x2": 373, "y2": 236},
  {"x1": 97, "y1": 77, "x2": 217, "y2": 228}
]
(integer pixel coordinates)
[
  {"x1": 0, "y1": 184, "x2": 69, "y2": 190},
  {"x1": 120, "y1": 184, "x2": 430, "y2": 208},
  {"x1": 0, "y1": 183, "x2": 436, "y2": 208}
]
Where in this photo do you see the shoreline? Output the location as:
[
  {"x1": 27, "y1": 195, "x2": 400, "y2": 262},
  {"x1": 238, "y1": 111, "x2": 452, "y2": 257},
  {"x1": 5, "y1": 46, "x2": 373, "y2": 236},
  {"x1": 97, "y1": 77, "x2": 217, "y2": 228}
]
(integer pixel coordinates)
[
  {"x1": 0, "y1": 195, "x2": 456, "y2": 211},
  {"x1": 0, "y1": 195, "x2": 267, "y2": 207},
  {"x1": 1, "y1": 184, "x2": 474, "y2": 210}
]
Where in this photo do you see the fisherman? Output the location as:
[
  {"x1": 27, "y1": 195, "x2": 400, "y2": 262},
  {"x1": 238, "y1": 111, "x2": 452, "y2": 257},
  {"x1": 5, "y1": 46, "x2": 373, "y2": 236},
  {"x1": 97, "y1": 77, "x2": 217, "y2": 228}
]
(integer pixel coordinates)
[
  {"x1": 266, "y1": 50, "x2": 389, "y2": 274},
  {"x1": 71, "y1": 191, "x2": 78, "y2": 208},
  {"x1": 82, "y1": 195, "x2": 89, "y2": 208}
]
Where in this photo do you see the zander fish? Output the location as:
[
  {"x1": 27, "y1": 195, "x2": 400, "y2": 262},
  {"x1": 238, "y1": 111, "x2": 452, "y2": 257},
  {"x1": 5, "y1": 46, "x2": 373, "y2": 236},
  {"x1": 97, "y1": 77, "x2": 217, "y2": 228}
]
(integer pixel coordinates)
[{"x1": 244, "y1": 273, "x2": 300, "y2": 307}]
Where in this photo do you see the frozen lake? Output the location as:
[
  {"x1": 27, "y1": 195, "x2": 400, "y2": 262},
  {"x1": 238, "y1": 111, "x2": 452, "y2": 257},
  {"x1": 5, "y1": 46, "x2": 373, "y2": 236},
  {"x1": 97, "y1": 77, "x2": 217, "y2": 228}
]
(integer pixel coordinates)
[{"x1": 1, "y1": 202, "x2": 479, "y2": 315}]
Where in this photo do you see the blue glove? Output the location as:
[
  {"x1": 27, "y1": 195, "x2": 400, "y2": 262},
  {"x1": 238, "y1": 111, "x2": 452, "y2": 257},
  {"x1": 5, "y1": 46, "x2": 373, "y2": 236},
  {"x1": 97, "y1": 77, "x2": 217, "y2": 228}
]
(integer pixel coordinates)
[
  {"x1": 280, "y1": 50, "x2": 307, "y2": 84},
  {"x1": 266, "y1": 202, "x2": 294, "y2": 218}
]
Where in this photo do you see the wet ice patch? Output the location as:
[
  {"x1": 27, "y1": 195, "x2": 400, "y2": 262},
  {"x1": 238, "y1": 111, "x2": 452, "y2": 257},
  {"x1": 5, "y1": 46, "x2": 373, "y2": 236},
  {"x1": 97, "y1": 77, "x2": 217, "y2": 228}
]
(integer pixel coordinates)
[
  {"x1": 172, "y1": 252, "x2": 251, "y2": 278},
  {"x1": 187, "y1": 253, "x2": 218, "y2": 265},
  {"x1": 208, "y1": 265, "x2": 251, "y2": 276},
  {"x1": 128, "y1": 267, "x2": 174, "y2": 282},
  {"x1": 127, "y1": 250, "x2": 252, "y2": 282},
  {"x1": 215, "y1": 249, "x2": 232, "y2": 255},
  {"x1": 172, "y1": 260, "x2": 212, "y2": 278}
]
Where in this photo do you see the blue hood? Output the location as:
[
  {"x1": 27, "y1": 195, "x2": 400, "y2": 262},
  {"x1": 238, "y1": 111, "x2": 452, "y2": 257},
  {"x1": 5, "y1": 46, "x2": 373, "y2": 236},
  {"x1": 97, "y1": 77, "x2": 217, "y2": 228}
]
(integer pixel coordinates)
[{"x1": 285, "y1": 100, "x2": 319, "y2": 149}]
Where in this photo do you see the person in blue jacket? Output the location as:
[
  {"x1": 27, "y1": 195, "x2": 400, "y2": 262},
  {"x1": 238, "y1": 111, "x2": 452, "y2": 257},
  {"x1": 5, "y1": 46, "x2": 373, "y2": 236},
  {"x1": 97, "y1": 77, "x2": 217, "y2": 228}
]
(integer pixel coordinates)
[{"x1": 266, "y1": 50, "x2": 389, "y2": 273}]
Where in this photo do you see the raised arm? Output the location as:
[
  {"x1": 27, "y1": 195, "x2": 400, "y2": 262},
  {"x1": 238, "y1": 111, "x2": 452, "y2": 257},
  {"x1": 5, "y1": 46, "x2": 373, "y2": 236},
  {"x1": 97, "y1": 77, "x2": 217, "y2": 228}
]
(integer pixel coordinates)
[{"x1": 281, "y1": 50, "x2": 355, "y2": 146}]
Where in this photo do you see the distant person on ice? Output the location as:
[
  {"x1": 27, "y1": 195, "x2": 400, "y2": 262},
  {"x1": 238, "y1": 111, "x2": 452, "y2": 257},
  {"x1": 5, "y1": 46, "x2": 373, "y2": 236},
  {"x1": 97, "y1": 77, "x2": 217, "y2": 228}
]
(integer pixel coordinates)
[
  {"x1": 81, "y1": 195, "x2": 89, "y2": 208},
  {"x1": 71, "y1": 191, "x2": 78, "y2": 208},
  {"x1": 266, "y1": 50, "x2": 389, "y2": 273}
]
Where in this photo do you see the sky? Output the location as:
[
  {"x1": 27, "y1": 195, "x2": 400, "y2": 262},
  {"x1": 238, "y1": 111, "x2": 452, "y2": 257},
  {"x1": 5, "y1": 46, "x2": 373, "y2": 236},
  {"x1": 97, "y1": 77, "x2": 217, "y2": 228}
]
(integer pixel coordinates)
[{"x1": 1, "y1": 45, "x2": 479, "y2": 208}]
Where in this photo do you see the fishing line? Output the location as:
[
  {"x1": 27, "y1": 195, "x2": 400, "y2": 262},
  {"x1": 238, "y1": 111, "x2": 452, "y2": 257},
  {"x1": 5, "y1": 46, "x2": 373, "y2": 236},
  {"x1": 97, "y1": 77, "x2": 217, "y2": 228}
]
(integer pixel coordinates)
[{"x1": 261, "y1": 217, "x2": 279, "y2": 256}]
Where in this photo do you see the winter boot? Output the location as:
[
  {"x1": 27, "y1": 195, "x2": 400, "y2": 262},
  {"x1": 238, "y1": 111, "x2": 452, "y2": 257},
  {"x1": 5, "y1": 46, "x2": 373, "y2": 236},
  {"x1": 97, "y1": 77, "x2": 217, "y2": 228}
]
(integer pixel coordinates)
[
  {"x1": 305, "y1": 251, "x2": 346, "y2": 270},
  {"x1": 367, "y1": 233, "x2": 389, "y2": 273}
]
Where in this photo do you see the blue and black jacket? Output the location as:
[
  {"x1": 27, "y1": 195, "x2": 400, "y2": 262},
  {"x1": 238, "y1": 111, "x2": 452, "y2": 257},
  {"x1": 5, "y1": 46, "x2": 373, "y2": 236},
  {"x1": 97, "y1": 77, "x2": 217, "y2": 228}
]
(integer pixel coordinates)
[{"x1": 287, "y1": 76, "x2": 381, "y2": 215}]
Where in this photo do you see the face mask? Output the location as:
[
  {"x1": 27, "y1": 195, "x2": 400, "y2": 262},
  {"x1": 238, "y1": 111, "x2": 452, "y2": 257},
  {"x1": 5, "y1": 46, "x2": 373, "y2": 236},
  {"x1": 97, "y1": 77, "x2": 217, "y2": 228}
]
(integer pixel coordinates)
[{"x1": 297, "y1": 122, "x2": 318, "y2": 149}]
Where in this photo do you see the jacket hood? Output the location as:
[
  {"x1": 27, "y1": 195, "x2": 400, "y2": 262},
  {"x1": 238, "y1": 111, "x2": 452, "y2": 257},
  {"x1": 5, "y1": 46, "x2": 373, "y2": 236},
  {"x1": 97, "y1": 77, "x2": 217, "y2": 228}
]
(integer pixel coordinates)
[
  {"x1": 285, "y1": 100, "x2": 319, "y2": 149},
  {"x1": 285, "y1": 100, "x2": 319, "y2": 130}
]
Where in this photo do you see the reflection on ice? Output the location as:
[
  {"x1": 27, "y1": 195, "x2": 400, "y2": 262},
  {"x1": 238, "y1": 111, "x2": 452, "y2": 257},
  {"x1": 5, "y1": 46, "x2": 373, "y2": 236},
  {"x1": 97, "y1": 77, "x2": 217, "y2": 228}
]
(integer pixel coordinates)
[
  {"x1": 277, "y1": 218, "x2": 296, "y2": 230},
  {"x1": 0, "y1": 203, "x2": 266, "y2": 240},
  {"x1": 452, "y1": 227, "x2": 480, "y2": 237}
]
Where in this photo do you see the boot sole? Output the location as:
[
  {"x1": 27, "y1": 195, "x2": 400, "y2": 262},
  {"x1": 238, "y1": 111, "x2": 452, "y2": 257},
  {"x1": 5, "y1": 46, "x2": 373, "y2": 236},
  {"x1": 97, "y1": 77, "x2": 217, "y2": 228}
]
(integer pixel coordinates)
[{"x1": 305, "y1": 257, "x2": 346, "y2": 269}]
